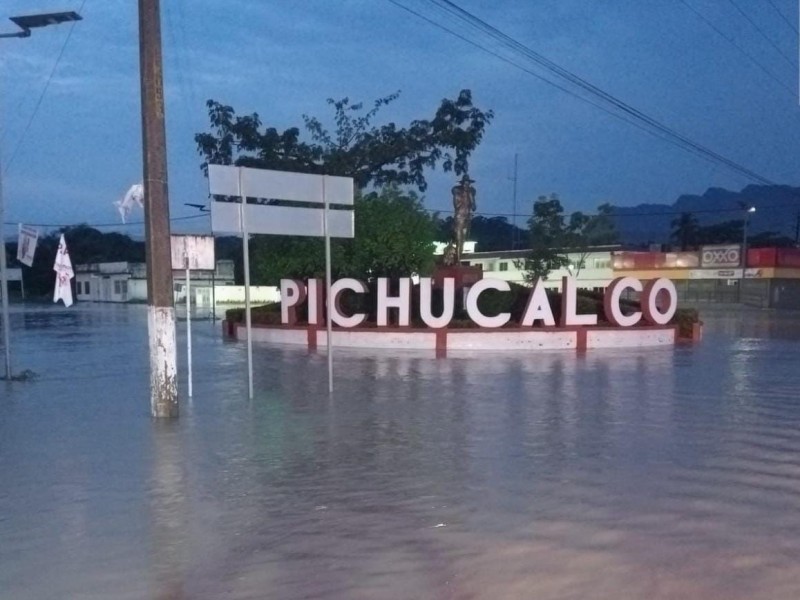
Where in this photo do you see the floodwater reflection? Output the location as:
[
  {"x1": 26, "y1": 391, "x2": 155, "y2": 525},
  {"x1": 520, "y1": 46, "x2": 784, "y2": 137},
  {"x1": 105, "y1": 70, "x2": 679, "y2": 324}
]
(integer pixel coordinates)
[{"x1": 1, "y1": 304, "x2": 799, "y2": 598}]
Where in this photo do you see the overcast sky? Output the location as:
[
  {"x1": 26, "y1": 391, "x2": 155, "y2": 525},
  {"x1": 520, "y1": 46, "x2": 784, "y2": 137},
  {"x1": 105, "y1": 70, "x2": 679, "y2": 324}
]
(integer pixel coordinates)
[{"x1": 1, "y1": 0, "x2": 798, "y2": 238}]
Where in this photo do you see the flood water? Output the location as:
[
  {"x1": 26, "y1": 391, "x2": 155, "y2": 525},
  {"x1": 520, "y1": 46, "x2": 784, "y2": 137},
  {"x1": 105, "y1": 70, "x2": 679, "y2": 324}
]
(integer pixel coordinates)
[{"x1": 1, "y1": 304, "x2": 800, "y2": 599}]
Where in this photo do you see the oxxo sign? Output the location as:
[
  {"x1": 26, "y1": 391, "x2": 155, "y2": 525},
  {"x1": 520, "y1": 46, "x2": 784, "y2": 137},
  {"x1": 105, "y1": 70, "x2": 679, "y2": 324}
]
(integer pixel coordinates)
[{"x1": 280, "y1": 276, "x2": 678, "y2": 329}]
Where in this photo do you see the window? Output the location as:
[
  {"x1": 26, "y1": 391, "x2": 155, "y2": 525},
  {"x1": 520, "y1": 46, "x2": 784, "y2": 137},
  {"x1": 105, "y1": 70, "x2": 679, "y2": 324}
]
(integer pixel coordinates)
[
  {"x1": 84, "y1": 281, "x2": 90, "y2": 295},
  {"x1": 593, "y1": 258, "x2": 610, "y2": 269},
  {"x1": 499, "y1": 262, "x2": 508, "y2": 272},
  {"x1": 114, "y1": 280, "x2": 128, "y2": 295}
]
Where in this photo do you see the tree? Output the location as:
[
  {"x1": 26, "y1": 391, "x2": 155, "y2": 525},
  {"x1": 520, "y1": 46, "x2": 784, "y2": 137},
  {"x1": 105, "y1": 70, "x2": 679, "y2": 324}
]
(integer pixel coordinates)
[
  {"x1": 9, "y1": 225, "x2": 146, "y2": 298},
  {"x1": 695, "y1": 219, "x2": 743, "y2": 245},
  {"x1": 748, "y1": 231, "x2": 794, "y2": 248},
  {"x1": 518, "y1": 194, "x2": 571, "y2": 282},
  {"x1": 195, "y1": 90, "x2": 494, "y2": 192},
  {"x1": 248, "y1": 187, "x2": 437, "y2": 285},
  {"x1": 566, "y1": 202, "x2": 618, "y2": 277},
  {"x1": 435, "y1": 215, "x2": 527, "y2": 252},
  {"x1": 345, "y1": 187, "x2": 437, "y2": 279},
  {"x1": 518, "y1": 196, "x2": 620, "y2": 281},
  {"x1": 670, "y1": 212, "x2": 699, "y2": 250}
]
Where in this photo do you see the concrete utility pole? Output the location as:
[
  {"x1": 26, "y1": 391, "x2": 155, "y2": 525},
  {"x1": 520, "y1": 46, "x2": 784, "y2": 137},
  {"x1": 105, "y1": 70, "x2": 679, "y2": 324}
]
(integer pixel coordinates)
[{"x1": 138, "y1": 0, "x2": 178, "y2": 417}]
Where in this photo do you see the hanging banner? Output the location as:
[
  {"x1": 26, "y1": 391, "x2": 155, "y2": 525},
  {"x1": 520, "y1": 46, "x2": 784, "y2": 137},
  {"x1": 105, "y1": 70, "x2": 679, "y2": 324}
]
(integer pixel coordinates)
[
  {"x1": 16, "y1": 224, "x2": 39, "y2": 267},
  {"x1": 53, "y1": 234, "x2": 74, "y2": 308}
]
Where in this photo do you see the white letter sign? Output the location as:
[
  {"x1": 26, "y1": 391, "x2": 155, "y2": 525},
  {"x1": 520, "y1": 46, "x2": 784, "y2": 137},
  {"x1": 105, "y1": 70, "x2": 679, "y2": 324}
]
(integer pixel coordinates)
[
  {"x1": 466, "y1": 279, "x2": 511, "y2": 328},
  {"x1": 559, "y1": 276, "x2": 598, "y2": 327},
  {"x1": 603, "y1": 277, "x2": 643, "y2": 327},
  {"x1": 520, "y1": 278, "x2": 555, "y2": 327}
]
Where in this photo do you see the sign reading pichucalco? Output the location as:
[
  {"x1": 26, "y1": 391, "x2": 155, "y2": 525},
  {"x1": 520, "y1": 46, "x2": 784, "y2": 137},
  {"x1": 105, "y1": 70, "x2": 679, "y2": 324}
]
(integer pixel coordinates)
[{"x1": 280, "y1": 276, "x2": 678, "y2": 329}]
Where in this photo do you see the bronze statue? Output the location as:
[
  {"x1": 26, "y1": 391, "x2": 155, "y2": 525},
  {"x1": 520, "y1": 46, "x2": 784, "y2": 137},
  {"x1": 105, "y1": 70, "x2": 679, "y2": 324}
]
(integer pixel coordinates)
[{"x1": 446, "y1": 174, "x2": 476, "y2": 265}]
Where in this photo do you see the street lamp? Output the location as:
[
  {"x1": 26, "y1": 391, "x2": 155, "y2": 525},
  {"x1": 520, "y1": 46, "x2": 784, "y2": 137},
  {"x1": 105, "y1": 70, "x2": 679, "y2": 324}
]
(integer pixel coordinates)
[
  {"x1": 1, "y1": 11, "x2": 82, "y2": 379},
  {"x1": 738, "y1": 203, "x2": 756, "y2": 303}
]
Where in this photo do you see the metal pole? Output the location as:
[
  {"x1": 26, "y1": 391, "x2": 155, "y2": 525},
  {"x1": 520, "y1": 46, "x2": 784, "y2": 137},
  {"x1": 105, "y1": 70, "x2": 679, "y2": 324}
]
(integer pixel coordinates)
[
  {"x1": 740, "y1": 214, "x2": 748, "y2": 303},
  {"x1": 185, "y1": 257, "x2": 192, "y2": 398},
  {"x1": 211, "y1": 269, "x2": 216, "y2": 321},
  {"x1": 239, "y1": 169, "x2": 254, "y2": 399},
  {"x1": 323, "y1": 176, "x2": 333, "y2": 394},
  {"x1": 138, "y1": 0, "x2": 178, "y2": 417},
  {"x1": 0, "y1": 170, "x2": 10, "y2": 379}
]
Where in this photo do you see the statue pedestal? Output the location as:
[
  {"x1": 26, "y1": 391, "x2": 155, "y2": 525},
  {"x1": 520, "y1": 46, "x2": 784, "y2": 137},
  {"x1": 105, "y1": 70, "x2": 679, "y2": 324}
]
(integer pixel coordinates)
[{"x1": 433, "y1": 265, "x2": 483, "y2": 289}]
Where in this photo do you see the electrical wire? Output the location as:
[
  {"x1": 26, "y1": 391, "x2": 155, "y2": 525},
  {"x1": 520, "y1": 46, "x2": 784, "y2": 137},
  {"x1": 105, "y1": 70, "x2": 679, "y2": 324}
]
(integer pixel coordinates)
[
  {"x1": 388, "y1": 0, "x2": 774, "y2": 185},
  {"x1": 725, "y1": 0, "x2": 797, "y2": 68},
  {"x1": 765, "y1": 0, "x2": 798, "y2": 34},
  {"x1": 3, "y1": 0, "x2": 88, "y2": 174},
  {"x1": 423, "y1": 201, "x2": 800, "y2": 221},
  {"x1": 677, "y1": 0, "x2": 795, "y2": 96},
  {"x1": 414, "y1": 0, "x2": 777, "y2": 185},
  {"x1": 385, "y1": 0, "x2": 738, "y2": 174},
  {"x1": 3, "y1": 212, "x2": 209, "y2": 229}
]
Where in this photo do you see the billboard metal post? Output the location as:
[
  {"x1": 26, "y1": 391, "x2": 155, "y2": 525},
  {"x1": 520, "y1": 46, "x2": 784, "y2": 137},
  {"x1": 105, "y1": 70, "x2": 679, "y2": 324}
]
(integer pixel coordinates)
[
  {"x1": 207, "y1": 165, "x2": 353, "y2": 397},
  {"x1": 323, "y1": 177, "x2": 333, "y2": 393}
]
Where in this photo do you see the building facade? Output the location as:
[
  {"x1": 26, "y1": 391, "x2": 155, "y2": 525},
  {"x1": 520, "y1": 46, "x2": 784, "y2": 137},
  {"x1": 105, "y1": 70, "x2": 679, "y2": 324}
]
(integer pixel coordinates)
[{"x1": 462, "y1": 247, "x2": 616, "y2": 290}]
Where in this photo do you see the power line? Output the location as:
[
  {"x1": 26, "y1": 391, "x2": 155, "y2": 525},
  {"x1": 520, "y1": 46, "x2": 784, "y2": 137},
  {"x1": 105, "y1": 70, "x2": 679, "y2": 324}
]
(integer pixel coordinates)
[
  {"x1": 2, "y1": 213, "x2": 208, "y2": 229},
  {"x1": 3, "y1": 0, "x2": 88, "y2": 174},
  {"x1": 384, "y1": 0, "x2": 736, "y2": 173},
  {"x1": 425, "y1": 201, "x2": 800, "y2": 221},
  {"x1": 677, "y1": 0, "x2": 795, "y2": 96},
  {"x1": 391, "y1": 0, "x2": 777, "y2": 186},
  {"x1": 725, "y1": 0, "x2": 797, "y2": 68},
  {"x1": 428, "y1": 0, "x2": 779, "y2": 184},
  {"x1": 765, "y1": 0, "x2": 798, "y2": 34}
]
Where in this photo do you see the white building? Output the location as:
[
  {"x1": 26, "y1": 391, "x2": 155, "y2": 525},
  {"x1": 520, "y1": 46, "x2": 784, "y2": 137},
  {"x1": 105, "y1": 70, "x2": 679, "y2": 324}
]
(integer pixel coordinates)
[
  {"x1": 462, "y1": 246, "x2": 617, "y2": 290},
  {"x1": 74, "y1": 262, "x2": 145, "y2": 302},
  {"x1": 74, "y1": 260, "x2": 256, "y2": 304}
]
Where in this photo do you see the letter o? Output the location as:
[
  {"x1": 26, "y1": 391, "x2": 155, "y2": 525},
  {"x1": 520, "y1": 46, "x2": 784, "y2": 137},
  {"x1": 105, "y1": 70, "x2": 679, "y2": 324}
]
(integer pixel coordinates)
[{"x1": 642, "y1": 278, "x2": 677, "y2": 325}]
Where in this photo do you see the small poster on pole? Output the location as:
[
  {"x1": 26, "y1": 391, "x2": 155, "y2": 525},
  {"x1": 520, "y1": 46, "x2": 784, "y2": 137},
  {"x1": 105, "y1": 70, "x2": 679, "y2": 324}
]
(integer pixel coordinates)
[
  {"x1": 170, "y1": 234, "x2": 215, "y2": 270},
  {"x1": 16, "y1": 224, "x2": 39, "y2": 267}
]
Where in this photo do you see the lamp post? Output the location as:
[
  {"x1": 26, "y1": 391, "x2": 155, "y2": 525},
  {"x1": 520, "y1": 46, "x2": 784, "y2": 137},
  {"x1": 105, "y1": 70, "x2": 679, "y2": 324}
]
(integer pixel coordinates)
[
  {"x1": 0, "y1": 11, "x2": 82, "y2": 380},
  {"x1": 739, "y1": 204, "x2": 756, "y2": 303}
]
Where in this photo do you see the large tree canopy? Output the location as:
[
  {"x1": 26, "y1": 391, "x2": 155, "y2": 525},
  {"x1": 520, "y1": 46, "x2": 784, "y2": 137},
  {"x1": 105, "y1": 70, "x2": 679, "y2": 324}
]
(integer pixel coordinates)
[
  {"x1": 519, "y1": 194, "x2": 618, "y2": 282},
  {"x1": 248, "y1": 187, "x2": 437, "y2": 285},
  {"x1": 195, "y1": 90, "x2": 493, "y2": 192}
]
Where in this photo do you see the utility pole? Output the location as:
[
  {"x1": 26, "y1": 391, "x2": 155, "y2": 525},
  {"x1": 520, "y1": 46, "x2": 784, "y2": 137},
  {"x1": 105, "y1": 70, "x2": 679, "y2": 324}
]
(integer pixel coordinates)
[{"x1": 138, "y1": 0, "x2": 178, "y2": 417}]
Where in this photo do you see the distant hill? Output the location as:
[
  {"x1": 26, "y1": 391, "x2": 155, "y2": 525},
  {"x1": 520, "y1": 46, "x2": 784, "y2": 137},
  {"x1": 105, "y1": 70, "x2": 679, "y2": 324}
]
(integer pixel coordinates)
[{"x1": 611, "y1": 185, "x2": 800, "y2": 246}]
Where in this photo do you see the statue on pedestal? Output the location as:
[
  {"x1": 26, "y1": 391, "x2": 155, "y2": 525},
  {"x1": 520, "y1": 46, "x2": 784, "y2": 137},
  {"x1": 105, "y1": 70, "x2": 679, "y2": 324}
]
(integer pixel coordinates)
[{"x1": 444, "y1": 174, "x2": 476, "y2": 266}]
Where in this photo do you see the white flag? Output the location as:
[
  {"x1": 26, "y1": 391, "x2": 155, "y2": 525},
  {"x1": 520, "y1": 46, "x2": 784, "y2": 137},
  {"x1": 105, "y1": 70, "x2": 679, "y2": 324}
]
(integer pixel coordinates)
[
  {"x1": 53, "y1": 234, "x2": 74, "y2": 308},
  {"x1": 114, "y1": 184, "x2": 144, "y2": 224},
  {"x1": 17, "y1": 224, "x2": 39, "y2": 267}
]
